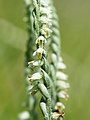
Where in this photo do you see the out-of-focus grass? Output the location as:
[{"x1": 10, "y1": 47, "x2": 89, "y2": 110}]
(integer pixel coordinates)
[
  {"x1": 56, "y1": 0, "x2": 90, "y2": 120},
  {"x1": 0, "y1": 0, "x2": 90, "y2": 120},
  {"x1": 0, "y1": 19, "x2": 27, "y2": 120}
]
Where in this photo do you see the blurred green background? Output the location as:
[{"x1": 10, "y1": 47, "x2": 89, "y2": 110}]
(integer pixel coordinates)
[{"x1": 0, "y1": 0, "x2": 90, "y2": 120}]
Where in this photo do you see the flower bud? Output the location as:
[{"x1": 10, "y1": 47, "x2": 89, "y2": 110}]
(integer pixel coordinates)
[
  {"x1": 38, "y1": 83, "x2": 50, "y2": 99},
  {"x1": 40, "y1": 102, "x2": 49, "y2": 119}
]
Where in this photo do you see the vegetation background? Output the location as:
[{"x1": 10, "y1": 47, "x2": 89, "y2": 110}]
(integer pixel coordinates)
[{"x1": 0, "y1": 0, "x2": 90, "y2": 120}]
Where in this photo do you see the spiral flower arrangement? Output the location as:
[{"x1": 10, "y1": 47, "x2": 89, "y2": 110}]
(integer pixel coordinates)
[{"x1": 19, "y1": 0, "x2": 70, "y2": 120}]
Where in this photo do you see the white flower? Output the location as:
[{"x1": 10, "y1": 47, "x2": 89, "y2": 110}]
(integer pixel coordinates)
[
  {"x1": 40, "y1": 16, "x2": 52, "y2": 26},
  {"x1": 58, "y1": 91, "x2": 69, "y2": 100},
  {"x1": 28, "y1": 72, "x2": 42, "y2": 81},
  {"x1": 36, "y1": 36, "x2": 47, "y2": 47},
  {"x1": 55, "y1": 102, "x2": 65, "y2": 111},
  {"x1": 52, "y1": 112, "x2": 60, "y2": 120},
  {"x1": 28, "y1": 60, "x2": 43, "y2": 67},
  {"x1": 40, "y1": 0, "x2": 51, "y2": 6},
  {"x1": 56, "y1": 71, "x2": 68, "y2": 80},
  {"x1": 33, "y1": 48, "x2": 46, "y2": 56},
  {"x1": 56, "y1": 81, "x2": 70, "y2": 89},
  {"x1": 18, "y1": 111, "x2": 30, "y2": 120},
  {"x1": 33, "y1": 48, "x2": 46, "y2": 59},
  {"x1": 57, "y1": 62, "x2": 66, "y2": 69},
  {"x1": 40, "y1": 7, "x2": 52, "y2": 18},
  {"x1": 41, "y1": 25, "x2": 52, "y2": 38}
]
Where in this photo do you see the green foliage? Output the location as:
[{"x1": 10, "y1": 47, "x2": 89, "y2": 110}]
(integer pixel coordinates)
[{"x1": 0, "y1": 19, "x2": 27, "y2": 120}]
